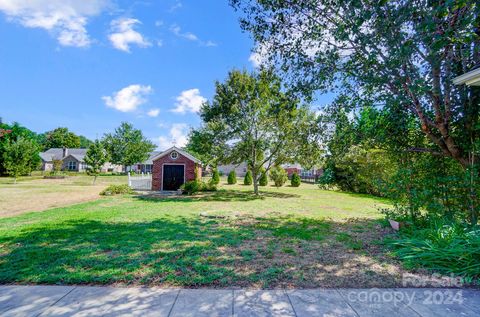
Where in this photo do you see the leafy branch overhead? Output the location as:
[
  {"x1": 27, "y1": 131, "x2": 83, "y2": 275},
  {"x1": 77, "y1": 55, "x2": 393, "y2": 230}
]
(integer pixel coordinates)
[{"x1": 232, "y1": 0, "x2": 480, "y2": 168}]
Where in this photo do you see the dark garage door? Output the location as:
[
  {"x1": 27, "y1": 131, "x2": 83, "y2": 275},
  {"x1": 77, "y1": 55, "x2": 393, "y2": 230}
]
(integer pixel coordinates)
[{"x1": 163, "y1": 165, "x2": 185, "y2": 190}]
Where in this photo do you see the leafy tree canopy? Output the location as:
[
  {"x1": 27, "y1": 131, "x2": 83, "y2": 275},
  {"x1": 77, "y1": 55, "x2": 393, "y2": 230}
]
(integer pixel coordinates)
[
  {"x1": 188, "y1": 69, "x2": 322, "y2": 194},
  {"x1": 102, "y1": 122, "x2": 155, "y2": 168},
  {"x1": 2, "y1": 137, "x2": 40, "y2": 183},
  {"x1": 232, "y1": 0, "x2": 480, "y2": 168},
  {"x1": 84, "y1": 139, "x2": 109, "y2": 184},
  {"x1": 0, "y1": 122, "x2": 40, "y2": 175},
  {"x1": 40, "y1": 127, "x2": 81, "y2": 149}
]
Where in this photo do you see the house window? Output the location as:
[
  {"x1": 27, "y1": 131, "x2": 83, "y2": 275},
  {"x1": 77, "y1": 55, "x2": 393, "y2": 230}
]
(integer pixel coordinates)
[
  {"x1": 68, "y1": 161, "x2": 77, "y2": 171},
  {"x1": 170, "y1": 151, "x2": 179, "y2": 160},
  {"x1": 145, "y1": 164, "x2": 153, "y2": 173}
]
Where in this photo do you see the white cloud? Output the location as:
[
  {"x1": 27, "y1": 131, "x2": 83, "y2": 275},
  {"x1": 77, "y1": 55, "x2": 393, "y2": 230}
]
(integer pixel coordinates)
[
  {"x1": 108, "y1": 18, "x2": 151, "y2": 52},
  {"x1": 249, "y1": 44, "x2": 269, "y2": 68},
  {"x1": 0, "y1": 0, "x2": 109, "y2": 47},
  {"x1": 169, "y1": 1, "x2": 183, "y2": 12},
  {"x1": 147, "y1": 108, "x2": 160, "y2": 117},
  {"x1": 171, "y1": 88, "x2": 206, "y2": 114},
  {"x1": 157, "y1": 123, "x2": 189, "y2": 150},
  {"x1": 170, "y1": 24, "x2": 216, "y2": 47},
  {"x1": 102, "y1": 84, "x2": 152, "y2": 112}
]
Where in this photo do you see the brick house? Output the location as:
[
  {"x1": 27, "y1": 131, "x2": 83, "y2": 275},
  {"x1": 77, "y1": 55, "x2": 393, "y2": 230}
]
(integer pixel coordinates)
[{"x1": 151, "y1": 147, "x2": 202, "y2": 191}]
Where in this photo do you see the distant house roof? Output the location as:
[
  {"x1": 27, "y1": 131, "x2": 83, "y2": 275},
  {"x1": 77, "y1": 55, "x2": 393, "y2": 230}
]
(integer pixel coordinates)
[
  {"x1": 150, "y1": 146, "x2": 202, "y2": 164},
  {"x1": 453, "y1": 66, "x2": 480, "y2": 86},
  {"x1": 40, "y1": 148, "x2": 87, "y2": 162}
]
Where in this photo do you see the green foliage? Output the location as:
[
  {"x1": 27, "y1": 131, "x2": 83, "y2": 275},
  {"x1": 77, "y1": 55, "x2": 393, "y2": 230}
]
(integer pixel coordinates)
[
  {"x1": 41, "y1": 127, "x2": 81, "y2": 150},
  {"x1": 211, "y1": 169, "x2": 220, "y2": 185},
  {"x1": 386, "y1": 222, "x2": 480, "y2": 279},
  {"x1": 79, "y1": 135, "x2": 93, "y2": 149},
  {"x1": 318, "y1": 168, "x2": 335, "y2": 189},
  {"x1": 244, "y1": 170, "x2": 253, "y2": 185},
  {"x1": 233, "y1": 0, "x2": 480, "y2": 170},
  {"x1": 227, "y1": 170, "x2": 237, "y2": 184},
  {"x1": 291, "y1": 172, "x2": 301, "y2": 187},
  {"x1": 188, "y1": 69, "x2": 322, "y2": 194},
  {"x1": 102, "y1": 122, "x2": 155, "y2": 168},
  {"x1": 259, "y1": 170, "x2": 268, "y2": 186},
  {"x1": 269, "y1": 166, "x2": 287, "y2": 187},
  {"x1": 100, "y1": 184, "x2": 133, "y2": 196},
  {"x1": 0, "y1": 122, "x2": 40, "y2": 175},
  {"x1": 84, "y1": 140, "x2": 109, "y2": 184},
  {"x1": 52, "y1": 159, "x2": 63, "y2": 175},
  {"x1": 181, "y1": 180, "x2": 218, "y2": 195},
  {"x1": 2, "y1": 137, "x2": 40, "y2": 182}
]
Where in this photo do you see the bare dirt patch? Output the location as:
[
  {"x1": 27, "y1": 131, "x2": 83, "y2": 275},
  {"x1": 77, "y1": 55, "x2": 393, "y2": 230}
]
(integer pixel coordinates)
[
  {"x1": 213, "y1": 216, "x2": 432, "y2": 288},
  {"x1": 0, "y1": 176, "x2": 126, "y2": 218}
]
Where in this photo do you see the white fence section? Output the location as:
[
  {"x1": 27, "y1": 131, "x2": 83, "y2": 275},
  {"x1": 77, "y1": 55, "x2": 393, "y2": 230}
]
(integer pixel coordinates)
[{"x1": 128, "y1": 172, "x2": 152, "y2": 190}]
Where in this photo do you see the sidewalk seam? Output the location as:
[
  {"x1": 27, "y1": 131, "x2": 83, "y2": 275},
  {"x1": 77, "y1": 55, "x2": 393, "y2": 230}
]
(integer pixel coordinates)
[
  {"x1": 335, "y1": 289, "x2": 360, "y2": 317},
  {"x1": 284, "y1": 289, "x2": 298, "y2": 317},
  {"x1": 231, "y1": 289, "x2": 234, "y2": 317},
  {"x1": 167, "y1": 289, "x2": 180, "y2": 317},
  {"x1": 35, "y1": 286, "x2": 77, "y2": 317}
]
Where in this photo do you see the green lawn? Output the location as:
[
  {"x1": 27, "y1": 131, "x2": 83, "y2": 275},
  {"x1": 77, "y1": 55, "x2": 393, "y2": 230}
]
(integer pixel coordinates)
[{"x1": 0, "y1": 181, "x2": 411, "y2": 288}]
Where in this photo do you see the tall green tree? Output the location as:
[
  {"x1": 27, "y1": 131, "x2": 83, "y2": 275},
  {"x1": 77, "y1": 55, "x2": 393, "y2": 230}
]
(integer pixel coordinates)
[
  {"x1": 189, "y1": 69, "x2": 322, "y2": 195},
  {"x1": 102, "y1": 122, "x2": 155, "y2": 170},
  {"x1": 0, "y1": 122, "x2": 39, "y2": 175},
  {"x1": 41, "y1": 127, "x2": 81, "y2": 149},
  {"x1": 84, "y1": 140, "x2": 108, "y2": 184},
  {"x1": 232, "y1": 0, "x2": 480, "y2": 169},
  {"x1": 3, "y1": 137, "x2": 40, "y2": 183}
]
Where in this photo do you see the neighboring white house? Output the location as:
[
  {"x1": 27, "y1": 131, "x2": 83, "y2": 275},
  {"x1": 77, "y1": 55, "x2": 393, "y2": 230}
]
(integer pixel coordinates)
[
  {"x1": 40, "y1": 148, "x2": 122, "y2": 173},
  {"x1": 217, "y1": 162, "x2": 249, "y2": 177}
]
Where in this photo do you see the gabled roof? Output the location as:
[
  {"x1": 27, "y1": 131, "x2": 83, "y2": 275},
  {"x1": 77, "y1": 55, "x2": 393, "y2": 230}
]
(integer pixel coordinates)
[
  {"x1": 63, "y1": 154, "x2": 86, "y2": 162},
  {"x1": 151, "y1": 146, "x2": 202, "y2": 164},
  {"x1": 40, "y1": 148, "x2": 87, "y2": 162}
]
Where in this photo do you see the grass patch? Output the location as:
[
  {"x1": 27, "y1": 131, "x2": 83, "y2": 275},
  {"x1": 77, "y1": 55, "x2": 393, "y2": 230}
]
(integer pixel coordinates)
[{"x1": 0, "y1": 180, "x2": 411, "y2": 288}]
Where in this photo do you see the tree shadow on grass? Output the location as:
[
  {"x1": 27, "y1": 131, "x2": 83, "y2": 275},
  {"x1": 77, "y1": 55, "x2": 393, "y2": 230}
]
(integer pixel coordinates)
[
  {"x1": 0, "y1": 214, "x2": 413, "y2": 288},
  {"x1": 135, "y1": 189, "x2": 299, "y2": 203}
]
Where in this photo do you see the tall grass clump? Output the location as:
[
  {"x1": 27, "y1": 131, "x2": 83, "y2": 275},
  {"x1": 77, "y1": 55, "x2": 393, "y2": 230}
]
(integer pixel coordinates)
[{"x1": 386, "y1": 221, "x2": 480, "y2": 279}]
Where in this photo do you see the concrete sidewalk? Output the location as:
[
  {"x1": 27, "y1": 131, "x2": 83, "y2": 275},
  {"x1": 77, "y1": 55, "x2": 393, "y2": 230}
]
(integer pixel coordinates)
[{"x1": 0, "y1": 286, "x2": 479, "y2": 317}]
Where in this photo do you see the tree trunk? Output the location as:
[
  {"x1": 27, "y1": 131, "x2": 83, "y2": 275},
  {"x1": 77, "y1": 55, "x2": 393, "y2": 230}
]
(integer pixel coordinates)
[
  {"x1": 93, "y1": 175, "x2": 97, "y2": 185},
  {"x1": 13, "y1": 176, "x2": 17, "y2": 184},
  {"x1": 253, "y1": 170, "x2": 259, "y2": 195}
]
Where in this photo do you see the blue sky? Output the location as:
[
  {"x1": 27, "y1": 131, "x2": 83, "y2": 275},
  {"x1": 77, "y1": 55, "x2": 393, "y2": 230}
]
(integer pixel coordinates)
[{"x1": 0, "y1": 0, "x2": 334, "y2": 150}]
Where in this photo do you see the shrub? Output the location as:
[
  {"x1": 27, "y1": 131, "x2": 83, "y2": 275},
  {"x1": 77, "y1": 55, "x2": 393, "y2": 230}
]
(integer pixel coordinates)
[
  {"x1": 291, "y1": 172, "x2": 301, "y2": 187},
  {"x1": 227, "y1": 170, "x2": 237, "y2": 184},
  {"x1": 181, "y1": 180, "x2": 204, "y2": 195},
  {"x1": 318, "y1": 167, "x2": 335, "y2": 190},
  {"x1": 211, "y1": 169, "x2": 220, "y2": 185},
  {"x1": 386, "y1": 222, "x2": 480, "y2": 279},
  {"x1": 244, "y1": 170, "x2": 253, "y2": 185},
  {"x1": 100, "y1": 184, "x2": 133, "y2": 196},
  {"x1": 269, "y1": 166, "x2": 288, "y2": 187},
  {"x1": 259, "y1": 170, "x2": 268, "y2": 186},
  {"x1": 181, "y1": 180, "x2": 217, "y2": 195}
]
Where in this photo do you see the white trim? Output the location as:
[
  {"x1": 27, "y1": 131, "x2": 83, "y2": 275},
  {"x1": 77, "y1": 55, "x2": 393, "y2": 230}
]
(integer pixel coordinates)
[
  {"x1": 151, "y1": 146, "x2": 201, "y2": 164},
  {"x1": 161, "y1": 163, "x2": 186, "y2": 191},
  {"x1": 453, "y1": 67, "x2": 480, "y2": 86}
]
